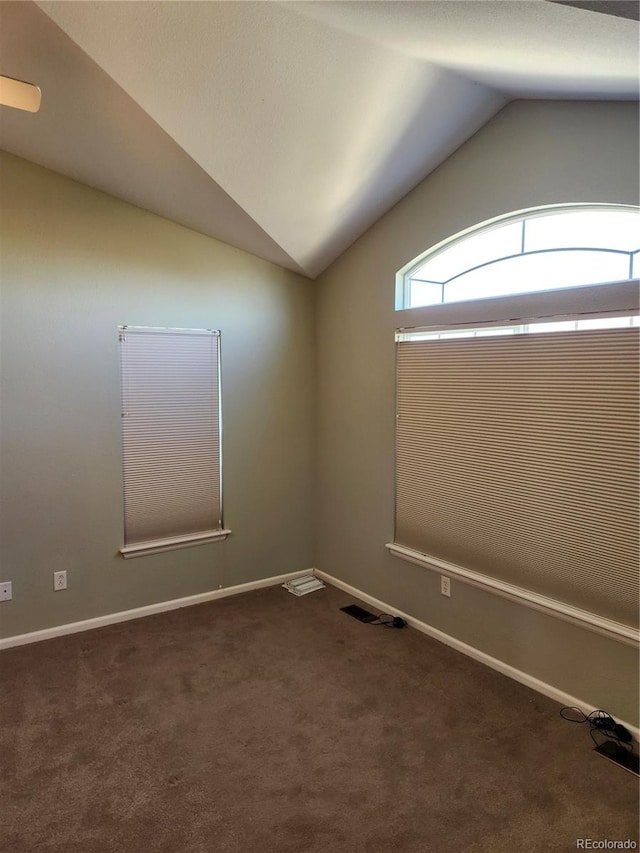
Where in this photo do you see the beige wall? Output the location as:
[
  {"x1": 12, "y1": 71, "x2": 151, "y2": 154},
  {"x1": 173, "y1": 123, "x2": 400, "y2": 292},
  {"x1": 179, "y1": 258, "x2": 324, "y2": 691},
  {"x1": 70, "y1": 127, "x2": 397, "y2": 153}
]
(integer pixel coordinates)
[
  {"x1": 1, "y1": 100, "x2": 638, "y2": 725},
  {"x1": 315, "y1": 101, "x2": 640, "y2": 725},
  {"x1": 0, "y1": 151, "x2": 315, "y2": 637}
]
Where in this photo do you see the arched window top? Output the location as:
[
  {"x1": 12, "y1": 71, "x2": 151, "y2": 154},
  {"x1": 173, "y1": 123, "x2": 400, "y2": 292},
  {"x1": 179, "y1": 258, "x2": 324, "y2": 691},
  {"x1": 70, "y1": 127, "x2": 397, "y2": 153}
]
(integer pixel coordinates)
[{"x1": 398, "y1": 204, "x2": 640, "y2": 310}]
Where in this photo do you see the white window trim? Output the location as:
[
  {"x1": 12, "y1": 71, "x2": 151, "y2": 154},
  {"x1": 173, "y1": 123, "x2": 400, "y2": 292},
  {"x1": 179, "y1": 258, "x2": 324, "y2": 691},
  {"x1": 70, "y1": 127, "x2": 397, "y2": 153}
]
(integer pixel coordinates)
[
  {"x1": 396, "y1": 311, "x2": 639, "y2": 342},
  {"x1": 120, "y1": 529, "x2": 232, "y2": 559},
  {"x1": 395, "y1": 202, "x2": 640, "y2": 311},
  {"x1": 118, "y1": 325, "x2": 226, "y2": 557},
  {"x1": 385, "y1": 544, "x2": 639, "y2": 647},
  {"x1": 394, "y1": 279, "x2": 639, "y2": 333}
]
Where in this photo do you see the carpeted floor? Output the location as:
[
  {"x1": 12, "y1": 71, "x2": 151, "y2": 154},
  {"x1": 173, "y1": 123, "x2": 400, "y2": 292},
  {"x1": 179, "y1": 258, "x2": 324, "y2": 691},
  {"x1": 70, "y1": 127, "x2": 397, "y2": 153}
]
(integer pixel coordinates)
[{"x1": 1, "y1": 583, "x2": 638, "y2": 853}]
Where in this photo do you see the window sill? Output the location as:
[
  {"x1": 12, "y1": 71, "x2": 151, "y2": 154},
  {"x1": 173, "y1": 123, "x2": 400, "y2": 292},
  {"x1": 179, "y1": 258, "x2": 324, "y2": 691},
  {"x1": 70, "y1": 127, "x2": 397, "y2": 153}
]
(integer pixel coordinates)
[
  {"x1": 385, "y1": 543, "x2": 639, "y2": 647},
  {"x1": 120, "y1": 529, "x2": 232, "y2": 559}
]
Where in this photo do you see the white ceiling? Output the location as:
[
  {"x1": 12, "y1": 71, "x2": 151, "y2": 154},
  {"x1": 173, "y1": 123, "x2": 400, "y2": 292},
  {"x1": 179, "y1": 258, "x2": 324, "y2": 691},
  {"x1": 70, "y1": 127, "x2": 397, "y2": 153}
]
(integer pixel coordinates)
[
  {"x1": 1, "y1": 1, "x2": 637, "y2": 279},
  {"x1": 289, "y1": 1, "x2": 640, "y2": 96}
]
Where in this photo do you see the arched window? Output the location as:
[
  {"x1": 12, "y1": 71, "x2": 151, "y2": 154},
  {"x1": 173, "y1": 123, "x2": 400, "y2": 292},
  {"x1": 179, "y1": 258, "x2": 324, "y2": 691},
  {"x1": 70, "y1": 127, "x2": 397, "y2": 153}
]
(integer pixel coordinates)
[
  {"x1": 391, "y1": 202, "x2": 639, "y2": 641},
  {"x1": 398, "y1": 204, "x2": 640, "y2": 309}
]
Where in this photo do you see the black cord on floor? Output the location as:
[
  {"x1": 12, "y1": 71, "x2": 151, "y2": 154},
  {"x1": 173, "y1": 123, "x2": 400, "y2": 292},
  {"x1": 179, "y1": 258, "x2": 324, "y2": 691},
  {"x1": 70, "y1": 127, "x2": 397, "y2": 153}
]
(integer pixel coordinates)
[
  {"x1": 371, "y1": 613, "x2": 407, "y2": 629},
  {"x1": 560, "y1": 706, "x2": 633, "y2": 752}
]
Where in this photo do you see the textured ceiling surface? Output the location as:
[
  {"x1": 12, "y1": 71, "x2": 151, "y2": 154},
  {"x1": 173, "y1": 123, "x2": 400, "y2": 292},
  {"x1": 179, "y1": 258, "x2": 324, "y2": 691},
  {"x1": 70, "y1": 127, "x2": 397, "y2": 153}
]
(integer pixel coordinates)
[
  {"x1": 1, "y1": 1, "x2": 638, "y2": 278},
  {"x1": 550, "y1": 1, "x2": 640, "y2": 22},
  {"x1": 0, "y1": 2, "x2": 300, "y2": 272},
  {"x1": 289, "y1": 1, "x2": 640, "y2": 94}
]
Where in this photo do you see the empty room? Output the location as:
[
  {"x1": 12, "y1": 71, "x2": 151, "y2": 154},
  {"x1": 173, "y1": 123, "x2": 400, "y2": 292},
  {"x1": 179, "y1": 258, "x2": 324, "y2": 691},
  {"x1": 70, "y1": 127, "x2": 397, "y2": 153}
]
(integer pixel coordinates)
[{"x1": 1, "y1": 1, "x2": 638, "y2": 851}]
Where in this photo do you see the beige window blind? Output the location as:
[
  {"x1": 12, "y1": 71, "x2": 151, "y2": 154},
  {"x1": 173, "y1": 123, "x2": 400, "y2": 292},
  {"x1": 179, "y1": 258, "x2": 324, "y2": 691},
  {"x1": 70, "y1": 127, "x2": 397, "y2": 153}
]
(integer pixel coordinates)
[
  {"x1": 395, "y1": 324, "x2": 639, "y2": 628},
  {"x1": 119, "y1": 326, "x2": 222, "y2": 552}
]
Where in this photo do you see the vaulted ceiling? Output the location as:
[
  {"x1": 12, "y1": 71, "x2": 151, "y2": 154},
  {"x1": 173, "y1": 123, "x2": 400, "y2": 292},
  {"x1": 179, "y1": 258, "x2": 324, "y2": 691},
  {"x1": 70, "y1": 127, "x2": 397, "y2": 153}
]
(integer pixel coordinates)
[{"x1": 1, "y1": 1, "x2": 637, "y2": 278}]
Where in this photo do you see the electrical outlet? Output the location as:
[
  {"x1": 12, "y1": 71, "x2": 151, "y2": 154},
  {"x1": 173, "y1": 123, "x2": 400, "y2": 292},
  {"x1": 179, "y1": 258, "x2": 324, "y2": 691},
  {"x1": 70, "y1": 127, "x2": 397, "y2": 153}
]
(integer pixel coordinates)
[
  {"x1": 0, "y1": 581, "x2": 12, "y2": 601},
  {"x1": 440, "y1": 575, "x2": 451, "y2": 598},
  {"x1": 53, "y1": 571, "x2": 67, "y2": 591}
]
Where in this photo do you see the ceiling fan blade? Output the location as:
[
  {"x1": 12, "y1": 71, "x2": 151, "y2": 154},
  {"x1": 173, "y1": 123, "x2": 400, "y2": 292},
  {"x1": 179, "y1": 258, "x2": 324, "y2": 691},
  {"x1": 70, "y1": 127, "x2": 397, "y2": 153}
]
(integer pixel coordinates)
[{"x1": 0, "y1": 75, "x2": 41, "y2": 113}]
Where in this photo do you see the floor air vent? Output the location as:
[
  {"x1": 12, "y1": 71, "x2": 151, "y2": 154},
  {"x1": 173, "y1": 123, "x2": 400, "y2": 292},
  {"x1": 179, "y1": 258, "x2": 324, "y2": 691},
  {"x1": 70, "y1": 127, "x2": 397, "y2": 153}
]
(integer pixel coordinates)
[{"x1": 282, "y1": 575, "x2": 325, "y2": 596}]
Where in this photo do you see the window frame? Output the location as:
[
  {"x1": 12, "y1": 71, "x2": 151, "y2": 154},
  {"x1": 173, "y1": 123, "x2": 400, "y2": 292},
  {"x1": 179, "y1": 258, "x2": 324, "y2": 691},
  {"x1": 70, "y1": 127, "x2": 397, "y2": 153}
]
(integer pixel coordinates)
[
  {"x1": 118, "y1": 325, "x2": 230, "y2": 559},
  {"x1": 390, "y1": 307, "x2": 640, "y2": 646},
  {"x1": 395, "y1": 203, "x2": 640, "y2": 311},
  {"x1": 390, "y1": 204, "x2": 640, "y2": 647}
]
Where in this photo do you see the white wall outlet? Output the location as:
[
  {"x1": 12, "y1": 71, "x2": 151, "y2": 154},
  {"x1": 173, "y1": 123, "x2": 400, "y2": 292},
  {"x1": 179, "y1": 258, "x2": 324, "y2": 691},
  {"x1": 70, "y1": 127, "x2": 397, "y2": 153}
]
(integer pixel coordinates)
[
  {"x1": 53, "y1": 571, "x2": 67, "y2": 591},
  {"x1": 440, "y1": 575, "x2": 451, "y2": 598},
  {"x1": 0, "y1": 581, "x2": 12, "y2": 601}
]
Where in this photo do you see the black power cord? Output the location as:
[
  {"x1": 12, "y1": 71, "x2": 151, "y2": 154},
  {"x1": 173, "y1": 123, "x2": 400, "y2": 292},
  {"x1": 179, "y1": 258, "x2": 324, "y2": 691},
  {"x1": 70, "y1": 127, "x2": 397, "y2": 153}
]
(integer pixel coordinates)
[
  {"x1": 560, "y1": 706, "x2": 633, "y2": 752},
  {"x1": 372, "y1": 613, "x2": 407, "y2": 629},
  {"x1": 340, "y1": 604, "x2": 407, "y2": 628}
]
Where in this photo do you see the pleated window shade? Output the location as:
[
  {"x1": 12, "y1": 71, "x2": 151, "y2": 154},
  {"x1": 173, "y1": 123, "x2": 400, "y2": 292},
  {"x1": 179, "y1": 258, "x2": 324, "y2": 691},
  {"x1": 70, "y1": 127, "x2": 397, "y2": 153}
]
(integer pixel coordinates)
[
  {"x1": 395, "y1": 325, "x2": 639, "y2": 628},
  {"x1": 119, "y1": 327, "x2": 222, "y2": 547}
]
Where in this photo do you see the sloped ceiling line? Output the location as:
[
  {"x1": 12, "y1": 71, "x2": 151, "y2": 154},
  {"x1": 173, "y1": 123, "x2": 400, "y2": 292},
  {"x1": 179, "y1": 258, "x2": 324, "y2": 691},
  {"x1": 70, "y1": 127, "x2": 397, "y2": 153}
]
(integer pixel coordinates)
[{"x1": 1, "y1": 1, "x2": 637, "y2": 279}]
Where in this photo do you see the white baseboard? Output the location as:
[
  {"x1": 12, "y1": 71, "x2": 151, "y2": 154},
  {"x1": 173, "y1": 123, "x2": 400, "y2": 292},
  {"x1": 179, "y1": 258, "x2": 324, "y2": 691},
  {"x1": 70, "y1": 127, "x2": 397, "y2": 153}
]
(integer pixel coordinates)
[
  {"x1": 314, "y1": 569, "x2": 640, "y2": 742},
  {"x1": 0, "y1": 569, "x2": 313, "y2": 651},
  {"x1": 3, "y1": 566, "x2": 637, "y2": 742}
]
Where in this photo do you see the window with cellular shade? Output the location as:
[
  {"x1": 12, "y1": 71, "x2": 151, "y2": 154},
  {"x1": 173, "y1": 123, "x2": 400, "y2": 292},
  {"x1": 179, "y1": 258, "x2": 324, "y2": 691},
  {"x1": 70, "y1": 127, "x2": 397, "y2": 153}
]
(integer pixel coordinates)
[
  {"x1": 394, "y1": 322, "x2": 639, "y2": 629},
  {"x1": 118, "y1": 326, "x2": 224, "y2": 557}
]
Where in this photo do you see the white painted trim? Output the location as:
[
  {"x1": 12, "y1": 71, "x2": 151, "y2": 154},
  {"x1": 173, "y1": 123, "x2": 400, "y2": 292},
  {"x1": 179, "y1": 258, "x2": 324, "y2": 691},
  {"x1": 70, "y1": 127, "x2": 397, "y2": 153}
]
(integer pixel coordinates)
[
  {"x1": 314, "y1": 569, "x2": 640, "y2": 742},
  {"x1": 394, "y1": 279, "x2": 639, "y2": 331},
  {"x1": 4, "y1": 564, "x2": 635, "y2": 740},
  {"x1": 0, "y1": 568, "x2": 312, "y2": 650},
  {"x1": 386, "y1": 544, "x2": 639, "y2": 648},
  {"x1": 119, "y1": 529, "x2": 232, "y2": 558}
]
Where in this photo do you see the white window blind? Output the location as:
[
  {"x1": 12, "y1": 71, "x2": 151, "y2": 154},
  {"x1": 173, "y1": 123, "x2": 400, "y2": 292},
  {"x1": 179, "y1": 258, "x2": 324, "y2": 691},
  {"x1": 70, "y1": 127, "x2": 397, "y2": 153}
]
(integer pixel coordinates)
[
  {"x1": 394, "y1": 321, "x2": 639, "y2": 630},
  {"x1": 118, "y1": 326, "x2": 225, "y2": 557}
]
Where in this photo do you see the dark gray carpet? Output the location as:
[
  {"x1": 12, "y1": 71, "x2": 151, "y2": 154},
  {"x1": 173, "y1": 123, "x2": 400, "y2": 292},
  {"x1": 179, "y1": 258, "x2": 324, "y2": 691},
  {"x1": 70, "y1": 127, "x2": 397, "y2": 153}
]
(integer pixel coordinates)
[{"x1": 1, "y1": 583, "x2": 638, "y2": 852}]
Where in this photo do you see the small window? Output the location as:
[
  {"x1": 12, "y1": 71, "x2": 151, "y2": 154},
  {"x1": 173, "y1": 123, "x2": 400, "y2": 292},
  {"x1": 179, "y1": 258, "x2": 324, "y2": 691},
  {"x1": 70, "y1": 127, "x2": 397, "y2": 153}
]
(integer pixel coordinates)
[
  {"x1": 118, "y1": 326, "x2": 228, "y2": 558},
  {"x1": 398, "y1": 204, "x2": 640, "y2": 309}
]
